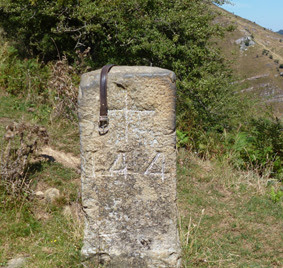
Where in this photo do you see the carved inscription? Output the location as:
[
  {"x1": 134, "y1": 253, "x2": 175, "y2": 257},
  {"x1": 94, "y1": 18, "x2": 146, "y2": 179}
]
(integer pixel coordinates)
[
  {"x1": 108, "y1": 90, "x2": 155, "y2": 143},
  {"x1": 98, "y1": 89, "x2": 165, "y2": 180},
  {"x1": 110, "y1": 153, "x2": 127, "y2": 179},
  {"x1": 88, "y1": 152, "x2": 166, "y2": 180},
  {"x1": 144, "y1": 153, "x2": 165, "y2": 181}
]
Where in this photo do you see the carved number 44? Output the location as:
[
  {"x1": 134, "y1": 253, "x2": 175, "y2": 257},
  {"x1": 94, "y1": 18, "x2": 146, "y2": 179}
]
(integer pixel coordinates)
[{"x1": 110, "y1": 153, "x2": 165, "y2": 181}]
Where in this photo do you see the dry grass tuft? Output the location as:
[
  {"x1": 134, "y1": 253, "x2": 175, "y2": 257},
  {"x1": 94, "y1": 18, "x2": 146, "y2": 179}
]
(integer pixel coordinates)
[
  {"x1": 177, "y1": 149, "x2": 283, "y2": 267},
  {"x1": 0, "y1": 122, "x2": 48, "y2": 196},
  {"x1": 48, "y1": 56, "x2": 78, "y2": 121}
]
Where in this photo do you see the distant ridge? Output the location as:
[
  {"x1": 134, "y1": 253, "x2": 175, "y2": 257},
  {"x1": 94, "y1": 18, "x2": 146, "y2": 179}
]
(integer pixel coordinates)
[{"x1": 215, "y1": 5, "x2": 283, "y2": 114}]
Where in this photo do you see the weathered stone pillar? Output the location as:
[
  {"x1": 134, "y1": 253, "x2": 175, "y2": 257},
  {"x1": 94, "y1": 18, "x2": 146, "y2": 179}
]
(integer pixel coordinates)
[{"x1": 78, "y1": 66, "x2": 181, "y2": 268}]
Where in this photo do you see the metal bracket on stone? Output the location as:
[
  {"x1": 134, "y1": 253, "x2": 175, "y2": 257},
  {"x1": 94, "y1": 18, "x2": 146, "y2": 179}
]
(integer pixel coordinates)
[{"x1": 98, "y1": 64, "x2": 115, "y2": 135}]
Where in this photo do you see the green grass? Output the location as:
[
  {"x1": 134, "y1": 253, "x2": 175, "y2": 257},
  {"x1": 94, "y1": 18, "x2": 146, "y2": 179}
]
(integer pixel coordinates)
[
  {"x1": 1, "y1": 92, "x2": 282, "y2": 267},
  {"x1": 0, "y1": 206, "x2": 83, "y2": 267},
  {"x1": 0, "y1": 93, "x2": 82, "y2": 267},
  {"x1": 0, "y1": 92, "x2": 80, "y2": 155},
  {"x1": 177, "y1": 149, "x2": 283, "y2": 267},
  {"x1": 0, "y1": 162, "x2": 83, "y2": 268},
  {"x1": 0, "y1": 93, "x2": 50, "y2": 123}
]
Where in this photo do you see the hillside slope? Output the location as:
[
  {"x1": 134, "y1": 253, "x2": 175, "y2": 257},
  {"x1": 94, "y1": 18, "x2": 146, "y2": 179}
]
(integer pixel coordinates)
[
  {"x1": 216, "y1": 7, "x2": 283, "y2": 116},
  {"x1": 0, "y1": 4, "x2": 283, "y2": 267}
]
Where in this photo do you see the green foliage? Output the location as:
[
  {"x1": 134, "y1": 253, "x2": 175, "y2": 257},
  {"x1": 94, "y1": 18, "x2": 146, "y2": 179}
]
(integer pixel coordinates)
[
  {"x1": 176, "y1": 130, "x2": 189, "y2": 149},
  {"x1": 0, "y1": 1, "x2": 229, "y2": 62},
  {"x1": 2, "y1": 0, "x2": 280, "y2": 180},
  {"x1": 0, "y1": 0, "x2": 237, "y2": 146},
  {"x1": 262, "y1": 49, "x2": 269, "y2": 55},
  {"x1": 269, "y1": 187, "x2": 283, "y2": 203},
  {"x1": 244, "y1": 39, "x2": 250, "y2": 46},
  {"x1": 0, "y1": 42, "x2": 49, "y2": 99},
  {"x1": 225, "y1": 117, "x2": 283, "y2": 178},
  {"x1": 0, "y1": 40, "x2": 82, "y2": 120}
]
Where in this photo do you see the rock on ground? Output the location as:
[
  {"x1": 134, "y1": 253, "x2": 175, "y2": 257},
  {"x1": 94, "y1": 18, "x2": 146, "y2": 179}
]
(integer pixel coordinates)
[
  {"x1": 44, "y1": 188, "x2": 60, "y2": 203},
  {"x1": 4, "y1": 257, "x2": 26, "y2": 268}
]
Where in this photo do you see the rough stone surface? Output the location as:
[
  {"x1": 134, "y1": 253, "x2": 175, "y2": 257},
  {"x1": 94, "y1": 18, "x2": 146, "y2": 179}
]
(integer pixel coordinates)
[
  {"x1": 235, "y1": 36, "x2": 255, "y2": 51},
  {"x1": 44, "y1": 188, "x2": 60, "y2": 203},
  {"x1": 35, "y1": 190, "x2": 44, "y2": 199},
  {"x1": 78, "y1": 66, "x2": 181, "y2": 267},
  {"x1": 5, "y1": 257, "x2": 26, "y2": 268}
]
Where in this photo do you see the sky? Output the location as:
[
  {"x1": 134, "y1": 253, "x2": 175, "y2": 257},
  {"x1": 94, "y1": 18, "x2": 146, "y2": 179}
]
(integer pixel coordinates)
[{"x1": 221, "y1": 0, "x2": 283, "y2": 32}]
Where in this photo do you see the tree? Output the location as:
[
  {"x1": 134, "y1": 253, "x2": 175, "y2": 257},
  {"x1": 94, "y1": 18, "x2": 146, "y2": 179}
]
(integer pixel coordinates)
[{"x1": 0, "y1": 0, "x2": 237, "y2": 148}]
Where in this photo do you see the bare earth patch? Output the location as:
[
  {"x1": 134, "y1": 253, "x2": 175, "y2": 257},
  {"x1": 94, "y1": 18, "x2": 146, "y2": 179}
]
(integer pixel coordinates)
[
  {"x1": 39, "y1": 146, "x2": 80, "y2": 171},
  {"x1": 0, "y1": 117, "x2": 14, "y2": 125}
]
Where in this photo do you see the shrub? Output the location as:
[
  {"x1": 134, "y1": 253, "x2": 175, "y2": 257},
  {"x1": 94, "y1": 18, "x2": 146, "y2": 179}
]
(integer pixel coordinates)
[
  {"x1": 0, "y1": 44, "x2": 49, "y2": 100},
  {"x1": 262, "y1": 49, "x2": 269, "y2": 55},
  {"x1": 279, "y1": 64, "x2": 283, "y2": 69},
  {"x1": 244, "y1": 39, "x2": 250, "y2": 46},
  {"x1": 0, "y1": 0, "x2": 237, "y2": 144},
  {"x1": 48, "y1": 56, "x2": 80, "y2": 121},
  {"x1": 225, "y1": 117, "x2": 283, "y2": 178},
  {"x1": 270, "y1": 187, "x2": 283, "y2": 203},
  {"x1": 0, "y1": 123, "x2": 48, "y2": 197},
  {"x1": 0, "y1": 41, "x2": 82, "y2": 120}
]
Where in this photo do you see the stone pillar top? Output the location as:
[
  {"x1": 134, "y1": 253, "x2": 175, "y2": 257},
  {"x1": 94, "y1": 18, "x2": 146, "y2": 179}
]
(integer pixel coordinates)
[{"x1": 81, "y1": 66, "x2": 176, "y2": 81}]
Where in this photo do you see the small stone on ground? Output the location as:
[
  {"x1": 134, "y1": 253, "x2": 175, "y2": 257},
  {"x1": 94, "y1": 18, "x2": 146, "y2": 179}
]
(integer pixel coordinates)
[
  {"x1": 4, "y1": 257, "x2": 26, "y2": 268},
  {"x1": 44, "y1": 188, "x2": 60, "y2": 203}
]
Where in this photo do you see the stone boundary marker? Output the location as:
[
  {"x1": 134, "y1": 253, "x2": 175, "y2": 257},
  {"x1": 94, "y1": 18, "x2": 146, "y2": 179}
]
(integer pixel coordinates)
[{"x1": 78, "y1": 66, "x2": 181, "y2": 267}]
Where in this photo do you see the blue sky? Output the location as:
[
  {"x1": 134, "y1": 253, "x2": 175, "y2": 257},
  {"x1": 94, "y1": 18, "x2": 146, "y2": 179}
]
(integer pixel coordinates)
[{"x1": 221, "y1": 0, "x2": 283, "y2": 32}]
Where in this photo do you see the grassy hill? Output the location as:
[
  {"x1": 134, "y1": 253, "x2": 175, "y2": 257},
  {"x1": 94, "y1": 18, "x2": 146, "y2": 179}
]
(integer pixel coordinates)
[
  {"x1": 0, "y1": 94, "x2": 282, "y2": 267},
  {"x1": 215, "y1": 6, "x2": 283, "y2": 116},
  {"x1": 0, "y1": 4, "x2": 283, "y2": 268}
]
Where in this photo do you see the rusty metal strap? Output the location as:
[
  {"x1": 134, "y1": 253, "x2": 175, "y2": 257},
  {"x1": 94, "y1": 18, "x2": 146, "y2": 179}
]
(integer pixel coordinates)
[{"x1": 98, "y1": 64, "x2": 115, "y2": 135}]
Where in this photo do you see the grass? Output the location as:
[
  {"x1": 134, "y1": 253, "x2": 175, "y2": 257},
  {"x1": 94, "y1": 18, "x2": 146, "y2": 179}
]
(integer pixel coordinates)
[
  {"x1": 177, "y1": 149, "x2": 283, "y2": 267},
  {"x1": 0, "y1": 93, "x2": 283, "y2": 267},
  {"x1": 0, "y1": 207, "x2": 83, "y2": 268},
  {"x1": 0, "y1": 92, "x2": 82, "y2": 267},
  {"x1": 215, "y1": 5, "x2": 283, "y2": 116},
  {"x1": 0, "y1": 161, "x2": 83, "y2": 268},
  {"x1": 0, "y1": 93, "x2": 80, "y2": 156},
  {"x1": 1, "y1": 10, "x2": 282, "y2": 267}
]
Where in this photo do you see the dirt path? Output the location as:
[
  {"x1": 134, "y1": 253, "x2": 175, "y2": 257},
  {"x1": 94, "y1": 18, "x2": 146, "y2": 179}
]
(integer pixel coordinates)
[
  {"x1": 0, "y1": 117, "x2": 81, "y2": 171},
  {"x1": 39, "y1": 146, "x2": 81, "y2": 171},
  {"x1": 235, "y1": 18, "x2": 283, "y2": 63},
  {"x1": 256, "y1": 38, "x2": 283, "y2": 63}
]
